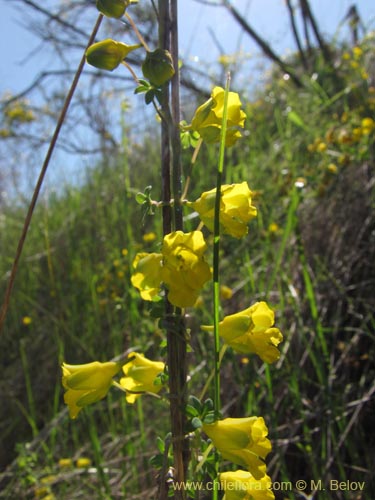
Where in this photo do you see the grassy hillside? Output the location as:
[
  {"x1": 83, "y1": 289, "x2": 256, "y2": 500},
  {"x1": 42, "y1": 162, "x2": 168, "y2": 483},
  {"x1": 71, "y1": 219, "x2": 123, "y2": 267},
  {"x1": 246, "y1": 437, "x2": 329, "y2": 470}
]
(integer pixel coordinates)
[{"x1": 0, "y1": 35, "x2": 374, "y2": 499}]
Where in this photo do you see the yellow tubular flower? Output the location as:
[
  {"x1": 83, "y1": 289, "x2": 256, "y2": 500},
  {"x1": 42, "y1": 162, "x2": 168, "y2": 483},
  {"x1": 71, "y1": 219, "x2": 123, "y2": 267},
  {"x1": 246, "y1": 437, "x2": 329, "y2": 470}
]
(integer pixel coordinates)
[
  {"x1": 62, "y1": 361, "x2": 121, "y2": 419},
  {"x1": 203, "y1": 302, "x2": 283, "y2": 363},
  {"x1": 220, "y1": 470, "x2": 275, "y2": 500},
  {"x1": 130, "y1": 252, "x2": 163, "y2": 301},
  {"x1": 202, "y1": 417, "x2": 272, "y2": 479},
  {"x1": 190, "y1": 182, "x2": 257, "y2": 238},
  {"x1": 161, "y1": 231, "x2": 211, "y2": 308},
  {"x1": 120, "y1": 352, "x2": 165, "y2": 404},
  {"x1": 191, "y1": 86, "x2": 246, "y2": 146}
]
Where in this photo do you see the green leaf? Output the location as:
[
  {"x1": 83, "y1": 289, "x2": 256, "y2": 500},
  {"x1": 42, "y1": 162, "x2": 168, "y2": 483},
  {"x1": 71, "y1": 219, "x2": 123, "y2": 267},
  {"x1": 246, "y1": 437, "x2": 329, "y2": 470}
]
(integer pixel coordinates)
[
  {"x1": 287, "y1": 110, "x2": 307, "y2": 130},
  {"x1": 135, "y1": 192, "x2": 147, "y2": 204},
  {"x1": 191, "y1": 417, "x2": 203, "y2": 429},
  {"x1": 135, "y1": 85, "x2": 150, "y2": 95},
  {"x1": 185, "y1": 405, "x2": 199, "y2": 418},
  {"x1": 156, "y1": 436, "x2": 165, "y2": 453},
  {"x1": 188, "y1": 395, "x2": 203, "y2": 412},
  {"x1": 202, "y1": 411, "x2": 216, "y2": 424},
  {"x1": 145, "y1": 89, "x2": 155, "y2": 105}
]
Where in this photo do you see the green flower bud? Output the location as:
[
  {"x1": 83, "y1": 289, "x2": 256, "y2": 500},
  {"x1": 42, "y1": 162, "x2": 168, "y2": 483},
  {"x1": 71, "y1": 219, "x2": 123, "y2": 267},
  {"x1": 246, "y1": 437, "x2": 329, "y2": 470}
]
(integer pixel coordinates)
[
  {"x1": 86, "y1": 39, "x2": 141, "y2": 71},
  {"x1": 96, "y1": 0, "x2": 128, "y2": 18},
  {"x1": 142, "y1": 49, "x2": 175, "y2": 86}
]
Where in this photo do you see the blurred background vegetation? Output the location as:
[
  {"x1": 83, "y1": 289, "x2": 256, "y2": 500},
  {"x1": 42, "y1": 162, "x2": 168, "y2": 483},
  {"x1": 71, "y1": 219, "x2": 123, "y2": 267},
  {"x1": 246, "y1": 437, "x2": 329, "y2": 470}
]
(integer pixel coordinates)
[{"x1": 0, "y1": 1, "x2": 374, "y2": 499}]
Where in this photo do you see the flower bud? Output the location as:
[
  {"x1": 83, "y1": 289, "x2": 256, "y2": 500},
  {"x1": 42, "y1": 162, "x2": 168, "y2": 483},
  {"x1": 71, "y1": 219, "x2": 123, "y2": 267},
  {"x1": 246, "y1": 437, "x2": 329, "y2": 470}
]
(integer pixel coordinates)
[
  {"x1": 142, "y1": 49, "x2": 175, "y2": 86},
  {"x1": 86, "y1": 39, "x2": 141, "y2": 71},
  {"x1": 96, "y1": 0, "x2": 128, "y2": 18}
]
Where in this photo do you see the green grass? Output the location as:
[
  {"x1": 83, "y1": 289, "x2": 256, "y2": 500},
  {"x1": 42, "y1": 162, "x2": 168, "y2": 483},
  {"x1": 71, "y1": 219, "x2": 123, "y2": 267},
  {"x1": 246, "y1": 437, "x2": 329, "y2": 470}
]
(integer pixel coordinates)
[{"x1": 0, "y1": 37, "x2": 375, "y2": 499}]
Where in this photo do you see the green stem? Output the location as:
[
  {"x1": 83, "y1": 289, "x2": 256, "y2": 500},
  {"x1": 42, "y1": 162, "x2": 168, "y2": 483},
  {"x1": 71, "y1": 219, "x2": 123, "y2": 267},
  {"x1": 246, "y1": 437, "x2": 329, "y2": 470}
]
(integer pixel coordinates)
[{"x1": 212, "y1": 75, "x2": 231, "y2": 500}]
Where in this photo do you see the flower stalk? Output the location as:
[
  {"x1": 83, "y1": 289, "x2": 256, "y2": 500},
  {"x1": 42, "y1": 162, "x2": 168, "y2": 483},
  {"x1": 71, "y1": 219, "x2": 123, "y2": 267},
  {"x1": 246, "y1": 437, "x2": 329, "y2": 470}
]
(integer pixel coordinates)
[{"x1": 212, "y1": 74, "x2": 231, "y2": 500}]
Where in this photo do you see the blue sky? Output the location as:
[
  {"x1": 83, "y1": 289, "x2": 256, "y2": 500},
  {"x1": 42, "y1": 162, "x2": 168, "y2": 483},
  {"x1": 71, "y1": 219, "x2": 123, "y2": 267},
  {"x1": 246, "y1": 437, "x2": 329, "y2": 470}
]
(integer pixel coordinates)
[
  {"x1": 1, "y1": 0, "x2": 375, "y2": 95},
  {"x1": 1, "y1": 0, "x2": 374, "y2": 192}
]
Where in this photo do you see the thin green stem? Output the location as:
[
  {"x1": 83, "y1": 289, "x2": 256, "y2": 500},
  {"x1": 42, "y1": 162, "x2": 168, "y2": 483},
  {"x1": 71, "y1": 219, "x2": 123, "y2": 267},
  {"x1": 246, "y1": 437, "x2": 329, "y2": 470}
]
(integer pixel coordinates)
[
  {"x1": 212, "y1": 75, "x2": 231, "y2": 500},
  {"x1": 213, "y1": 75, "x2": 231, "y2": 414}
]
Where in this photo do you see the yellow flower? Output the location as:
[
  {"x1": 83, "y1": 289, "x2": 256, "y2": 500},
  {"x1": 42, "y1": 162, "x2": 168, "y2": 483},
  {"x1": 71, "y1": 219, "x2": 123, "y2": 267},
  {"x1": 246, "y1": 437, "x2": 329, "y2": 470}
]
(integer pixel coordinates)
[
  {"x1": 130, "y1": 252, "x2": 163, "y2": 301},
  {"x1": 220, "y1": 285, "x2": 233, "y2": 300},
  {"x1": 40, "y1": 475, "x2": 57, "y2": 484},
  {"x1": 61, "y1": 361, "x2": 120, "y2": 419},
  {"x1": 76, "y1": 457, "x2": 92, "y2": 468},
  {"x1": 22, "y1": 316, "x2": 32, "y2": 326},
  {"x1": 191, "y1": 86, "x2": 246, "y2": 146},
  {"x1": 34, "y1": 487, "x2": 51, "y2": 498},
  {"x1": 142, "y1": 231, "x2": 157, "y2": 242},
  {"x1": 190, "y1": 182, "x2": 257, "y2": 238},
  {"x1": 120, "y1": 352, "x2": 165, "y2": 404},
  {"x1": 58, "y1": 458, "x2": 73, "y2": 468},
  {"x1": 220, "y1": 470, "x2": 274, "y2": 500},
  {"x1": 316, "y1": 142, "x2": 327, "y2": 153},
  {"x1": 352, "y1": 46, "x2": 363, "y2": 59},
  {"x1": 268, "y1": 222, "x2": 280, "y2": 234},
  {"x1": 352, "y1": 127, "x2": 362, "y2": 140},
  {"x1": 203, "y1": 302, "x2": 283, "y2": 363},
  {"x1": 161, "y1": 231, "x2": 211, "y2": 308},
  {"x1": 327, "y1": 163, "x2": 338, "y2": 174},
  {"x1": 361, "y1": 117, "x2": 375, "y2": 135},
  {"x1": 202, "y1": 417, "x2": 272, "y2": 479}
]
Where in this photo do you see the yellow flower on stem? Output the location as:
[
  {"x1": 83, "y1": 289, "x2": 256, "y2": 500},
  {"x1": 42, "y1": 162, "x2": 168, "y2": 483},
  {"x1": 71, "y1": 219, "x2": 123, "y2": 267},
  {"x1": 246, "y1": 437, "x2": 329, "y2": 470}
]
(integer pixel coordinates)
[
  {"x1": 220, "y1": 470, "x2": 275, "y2": 500},
  {"x1": 191, "y1": 86, "x2": 246, "y2": 146},
  {"x1": 361, "y1": 117, "x2": 375, "y2": 135},
  {"x1": 202, "y1": 302, "x2": 283, "y2": 363},
  {"x1": 62, "y1": 361, "x2": 120, "y2": 419},
  {"x1": 161, "y1": 231, "x2": 211, "y2": 308},
  {"x1": 120, "y1": 352, "x2": 165, "y2": 404},
  {"x1": 202, "y1": 417, "x2": 272, "y2": 479},
  {"x1": 189, "y1": 182, "x2": 257, "y2": 238},
  {"x1": 130, "y1": 252, "x2": 163, "y2": 301}
]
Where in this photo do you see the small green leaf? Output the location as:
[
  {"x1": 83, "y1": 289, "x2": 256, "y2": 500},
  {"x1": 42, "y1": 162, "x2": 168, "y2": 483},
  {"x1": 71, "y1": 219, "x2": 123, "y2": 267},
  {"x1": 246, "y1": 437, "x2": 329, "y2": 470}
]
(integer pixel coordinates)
[
  {"x1": 287, "y1": 110, "x2": 307, "y2": 130},
  {"x1": 136, "y1": 192, "x2": 147, "y2": 204},
  {"x1": 191, "y1": 417, "x2": 203, "y2": 429},
  {"x1": 185, "y1": 405, "x2": 199, "y2": 418},
  {"x1": 202, "y1": 411, "x2": 216, "y2": 424},
  {"x1": 156, "y1": 436, "x2": 165, "y2": 453},
  {"x1": 145, "y1": 89, "x2": 155, "y2": 105},
  {"x1": 188, "y1": 395, "x2": 203, "y2": 412}
]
